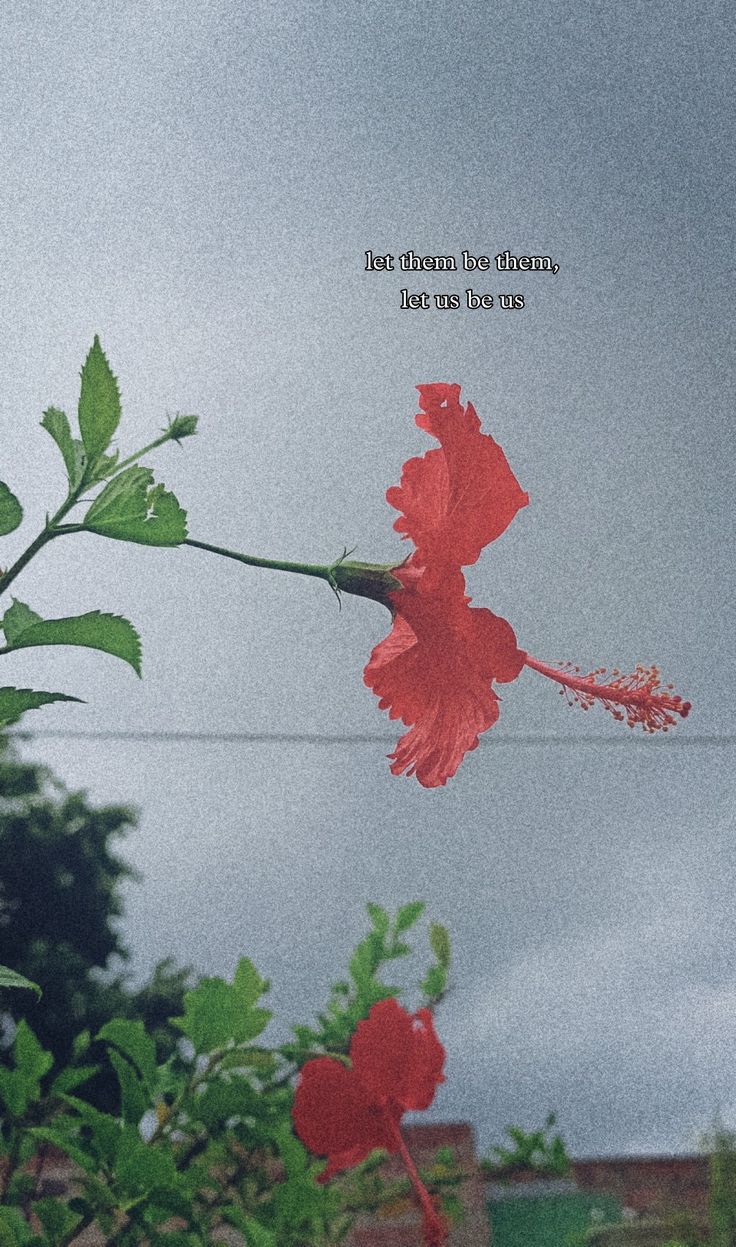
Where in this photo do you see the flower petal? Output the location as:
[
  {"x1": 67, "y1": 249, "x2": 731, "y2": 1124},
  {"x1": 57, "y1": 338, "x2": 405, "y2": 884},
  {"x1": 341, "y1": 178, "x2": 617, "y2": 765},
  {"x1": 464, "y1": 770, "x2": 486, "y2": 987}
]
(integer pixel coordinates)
[
  {"x1": 386, "y1": 383, "x2": 528, "y2": 569},
  {"x1": 364, "y1": 561, "x2": 525, "y2": 787},
  {"x1": 292, "y1": 1057, "x2": 397, "y2": 1181},
  {"x1": 350, "y1": 998, "x2": 446, "y2": 1112}
]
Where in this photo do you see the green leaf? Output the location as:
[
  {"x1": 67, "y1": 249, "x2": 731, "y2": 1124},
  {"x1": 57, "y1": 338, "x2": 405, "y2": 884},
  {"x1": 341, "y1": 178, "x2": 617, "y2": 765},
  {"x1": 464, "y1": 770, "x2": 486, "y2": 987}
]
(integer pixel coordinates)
[
  {"x1": 14, "y1": 1020, "x2": 53, "y2": 1084},
  {"x1": 59, "y1": 1095, "x2": 122, "y2": 1166},
  {"x1": 429, "y1": 921, "x2": 451, "y2": 968},
  {"x1": 5, "y1": 610, "x2": 141, "y2": 676},
  {"x1": 49, "y1": 1064, "x2": 99, "y2": 1097},
  {"x1": 41, "y1": 407, "x2": 86, "y2": 488},
  {"x1": 0, "y1": 687, "x2": 82, "y2": 728},
  {"x1": 0, "y1": 965, "x2": 41, "y2": 997},
  {"x1": 85, "y1": 449, "x2": 119, "y2": 486},
  {"x1": 366, "y1": 902, "x2": 390, "y2": 937},
  {"x1": 2, "y1": 599, "x2": 42, "y2": 645},
  {"x1": 221, "y1": 1210, "x2": 276, "y2": 1247},
  {"x1": 29, "y1": 1126, "x2": 97, "y2": 1174},
  {"x1": 0, "y1": 483, "x2": 22, "y2": 536},
  {"x1": 78, "y1": 336, "x2": 121, "y2": 461},
  {"x1": 0, "y1": 1067, "x2": 26, "y2": 1115},
  {"x1": 114, "y1": 1134, "x2": 178, "y2": 1195},
  {"x1": 234, "y1": 957, "x2": 270, "y2": 1008},
  {"x1": 96, "y1": 1019, "x2": 158, "y2": 1094},
  {"x1": 174, "y1": 961, "x2": 272, "y2": 1053},
  {"x1": 107, "y1": 1050, "x2": 149, "y2": 1125},
  {"x1": 0, "y1": 1207, "x2": 33, "y2": 1246},
  {"x1": 394, "y1": 901, "x2": 426, "y2": 933},
  {"x1": 32, "y1": 1199, "x2": 82, "y2": 1245},
  {"x1": 84, "y1": 465, "x2": 187, "y2": 546},
  {"x1": 71, "y1": 1029, "x2": 91, "y2": 1059},
  {"x1": 187, "y1": 1076, "x2": 260, "y2": 1131},
  {"x1": 421, "y1": 964, "x2": 447, "y2": 1000}
]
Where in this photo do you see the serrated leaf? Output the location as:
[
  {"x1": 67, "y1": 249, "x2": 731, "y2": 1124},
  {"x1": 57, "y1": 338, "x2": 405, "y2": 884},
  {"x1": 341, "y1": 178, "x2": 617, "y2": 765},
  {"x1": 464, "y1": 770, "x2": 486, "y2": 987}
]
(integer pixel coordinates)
[
  {"x1": 84, "y1": 465, "x2": 187, "y2": 546},
  {"x1": 0, "y1": 483, "x2": 22, "y2": 537},
  {"x1": 41, "y1": 407, "x2": 86, "y2": 488},
  {"x1": 174, "y1": 969, "x2": 272, "y2": 1054},
  {"x1": 0, "y1": 965, "x2": 41, "y2": 997},
  {"x1": 0, "y1": 687, "x2": 83, "y2": 728},
  {"x1": 96, "y1": 1019, "x2": 158, "y2": 1093},
  {"x1": 78, "y1": 336, "x2": 121, "y2": 460},
  {"x1": 429, "y1": 921, "x2": 451, "y2": 968},
  {"x1": 394, "y1": 901, "x2": 426, "y2": 933},
  {"x1": 5, "y1": 611, "x2": 141, "y2": 676},
  {"x1": 2, "y1": 599, "x2": 42, "y2": 645}
]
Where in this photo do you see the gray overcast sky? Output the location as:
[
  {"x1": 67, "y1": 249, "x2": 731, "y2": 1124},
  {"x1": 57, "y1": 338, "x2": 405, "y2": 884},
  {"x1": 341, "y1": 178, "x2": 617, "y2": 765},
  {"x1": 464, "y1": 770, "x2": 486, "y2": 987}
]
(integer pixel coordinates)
[{"x1": 1, "y1": 0, "x2": 734, "y2": 1157}]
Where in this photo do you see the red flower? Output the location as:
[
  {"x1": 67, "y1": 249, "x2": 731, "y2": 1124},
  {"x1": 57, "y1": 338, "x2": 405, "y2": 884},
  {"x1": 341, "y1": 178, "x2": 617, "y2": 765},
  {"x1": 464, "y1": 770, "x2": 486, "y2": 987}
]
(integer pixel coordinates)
[
  {"x1": 334, "y1": 382, "x2": 690, "y2": 787},
  {"x1": 362, "y1": 383, "x2": 529, "y2": 788},
  {"x1": 292, "y1": 998, "x2": 448, "y2": 1245}
]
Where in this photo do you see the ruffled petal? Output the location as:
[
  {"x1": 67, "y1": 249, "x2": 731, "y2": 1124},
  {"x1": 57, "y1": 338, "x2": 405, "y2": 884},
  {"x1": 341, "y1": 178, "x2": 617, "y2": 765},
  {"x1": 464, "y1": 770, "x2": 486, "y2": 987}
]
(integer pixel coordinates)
[
  {"x1": 385, "y1": 383, "x2": 528, "y2": 569},
  {"x1": 364, "y1": 562, "x2": 525, "y2": 787},
  {"x1": 292, "y1": 1057, "x2": 396, "y2": 1180},
  {"x1": 350, "y1": 998, "x2": 445, "y2": 1112}
]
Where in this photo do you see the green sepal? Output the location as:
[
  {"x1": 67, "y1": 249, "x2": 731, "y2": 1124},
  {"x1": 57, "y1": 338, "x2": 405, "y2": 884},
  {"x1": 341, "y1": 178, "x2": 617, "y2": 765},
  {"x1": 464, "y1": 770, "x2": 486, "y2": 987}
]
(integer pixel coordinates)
[
  {"x1": 78, "y1": 336, "x2": 121, "y2": 461},
  {"x1": 0, "y1": 483, "x2": 23, "y2": 536},
  {"x1": 84, "y1": 465, "x2": 187, "y2": 546},
  {"x1": 167, "y1": 413, "x2": 198, "y2": 442}
]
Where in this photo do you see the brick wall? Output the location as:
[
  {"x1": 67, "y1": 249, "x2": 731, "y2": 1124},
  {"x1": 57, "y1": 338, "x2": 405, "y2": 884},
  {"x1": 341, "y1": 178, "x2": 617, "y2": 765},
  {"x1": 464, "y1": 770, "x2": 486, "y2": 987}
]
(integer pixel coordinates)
[{"x1": 572, "y1": 1154, "x2": 710, "y2": 1219}]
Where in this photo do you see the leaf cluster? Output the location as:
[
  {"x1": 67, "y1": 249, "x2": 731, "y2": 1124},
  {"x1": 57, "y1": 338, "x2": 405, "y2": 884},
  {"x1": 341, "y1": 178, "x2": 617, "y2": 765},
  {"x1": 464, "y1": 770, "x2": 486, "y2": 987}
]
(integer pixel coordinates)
[
  {"x1": 481, "y1": 1112, "x2": 571, "y2": 1179},
  {"x1": 0, "y1": 904, "x2": 456, "y2": 1247},
  {"x1": 0, "y1": 336, "x2": 197, "y2": 731}
]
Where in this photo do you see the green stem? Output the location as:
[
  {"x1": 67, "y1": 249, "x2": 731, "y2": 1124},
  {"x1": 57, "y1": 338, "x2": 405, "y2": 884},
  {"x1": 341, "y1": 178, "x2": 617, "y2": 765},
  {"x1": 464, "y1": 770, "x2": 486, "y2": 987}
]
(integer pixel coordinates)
[
  {"x1": 112, "y1": 431, "x2": 174, "y2": 475},
  {"x1": 184, "y1": 537, "x2": 335, "y2": 585},
  {"x1": 0, "y1": 498, "x2": 76, "y2": 601}
]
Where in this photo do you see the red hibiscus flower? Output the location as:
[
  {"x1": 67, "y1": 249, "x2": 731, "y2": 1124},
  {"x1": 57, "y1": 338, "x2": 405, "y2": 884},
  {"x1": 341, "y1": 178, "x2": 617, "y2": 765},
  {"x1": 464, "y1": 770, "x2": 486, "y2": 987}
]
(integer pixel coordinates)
[
  {"x1": 332, "y1": 383, "x2": 690, "y2": 787},
  {"x1": 292, "y1": 997, "x2": 448, "y2": 1246}
]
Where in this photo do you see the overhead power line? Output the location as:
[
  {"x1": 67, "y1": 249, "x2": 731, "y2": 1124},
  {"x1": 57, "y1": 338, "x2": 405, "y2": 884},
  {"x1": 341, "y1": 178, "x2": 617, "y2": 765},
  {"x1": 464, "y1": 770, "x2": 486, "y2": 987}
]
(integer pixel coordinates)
[{"x1": 6, "y1": 729, "x2": 735, "y2": 747}]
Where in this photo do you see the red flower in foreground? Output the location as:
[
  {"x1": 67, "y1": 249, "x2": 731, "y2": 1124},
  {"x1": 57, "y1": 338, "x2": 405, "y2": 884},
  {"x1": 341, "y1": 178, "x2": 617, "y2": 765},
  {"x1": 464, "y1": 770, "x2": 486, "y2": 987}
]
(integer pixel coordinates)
[
  {"x1": 292, "y1": 998, "x2": 448, "y2": 1246},
  {"x1": 333, "y1": 383, "x2": 690, "y2": 787}
]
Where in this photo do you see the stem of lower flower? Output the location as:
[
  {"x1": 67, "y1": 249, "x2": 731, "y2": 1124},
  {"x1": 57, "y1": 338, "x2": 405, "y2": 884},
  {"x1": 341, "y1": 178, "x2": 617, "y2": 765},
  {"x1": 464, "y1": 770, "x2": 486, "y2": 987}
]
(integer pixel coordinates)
[
  {"x1": 387, "y1": 1120, "x2": 447, "y2": 1247},
  {"x1": 184, "y1": 537, "x2": 336, "y2": 585}
]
